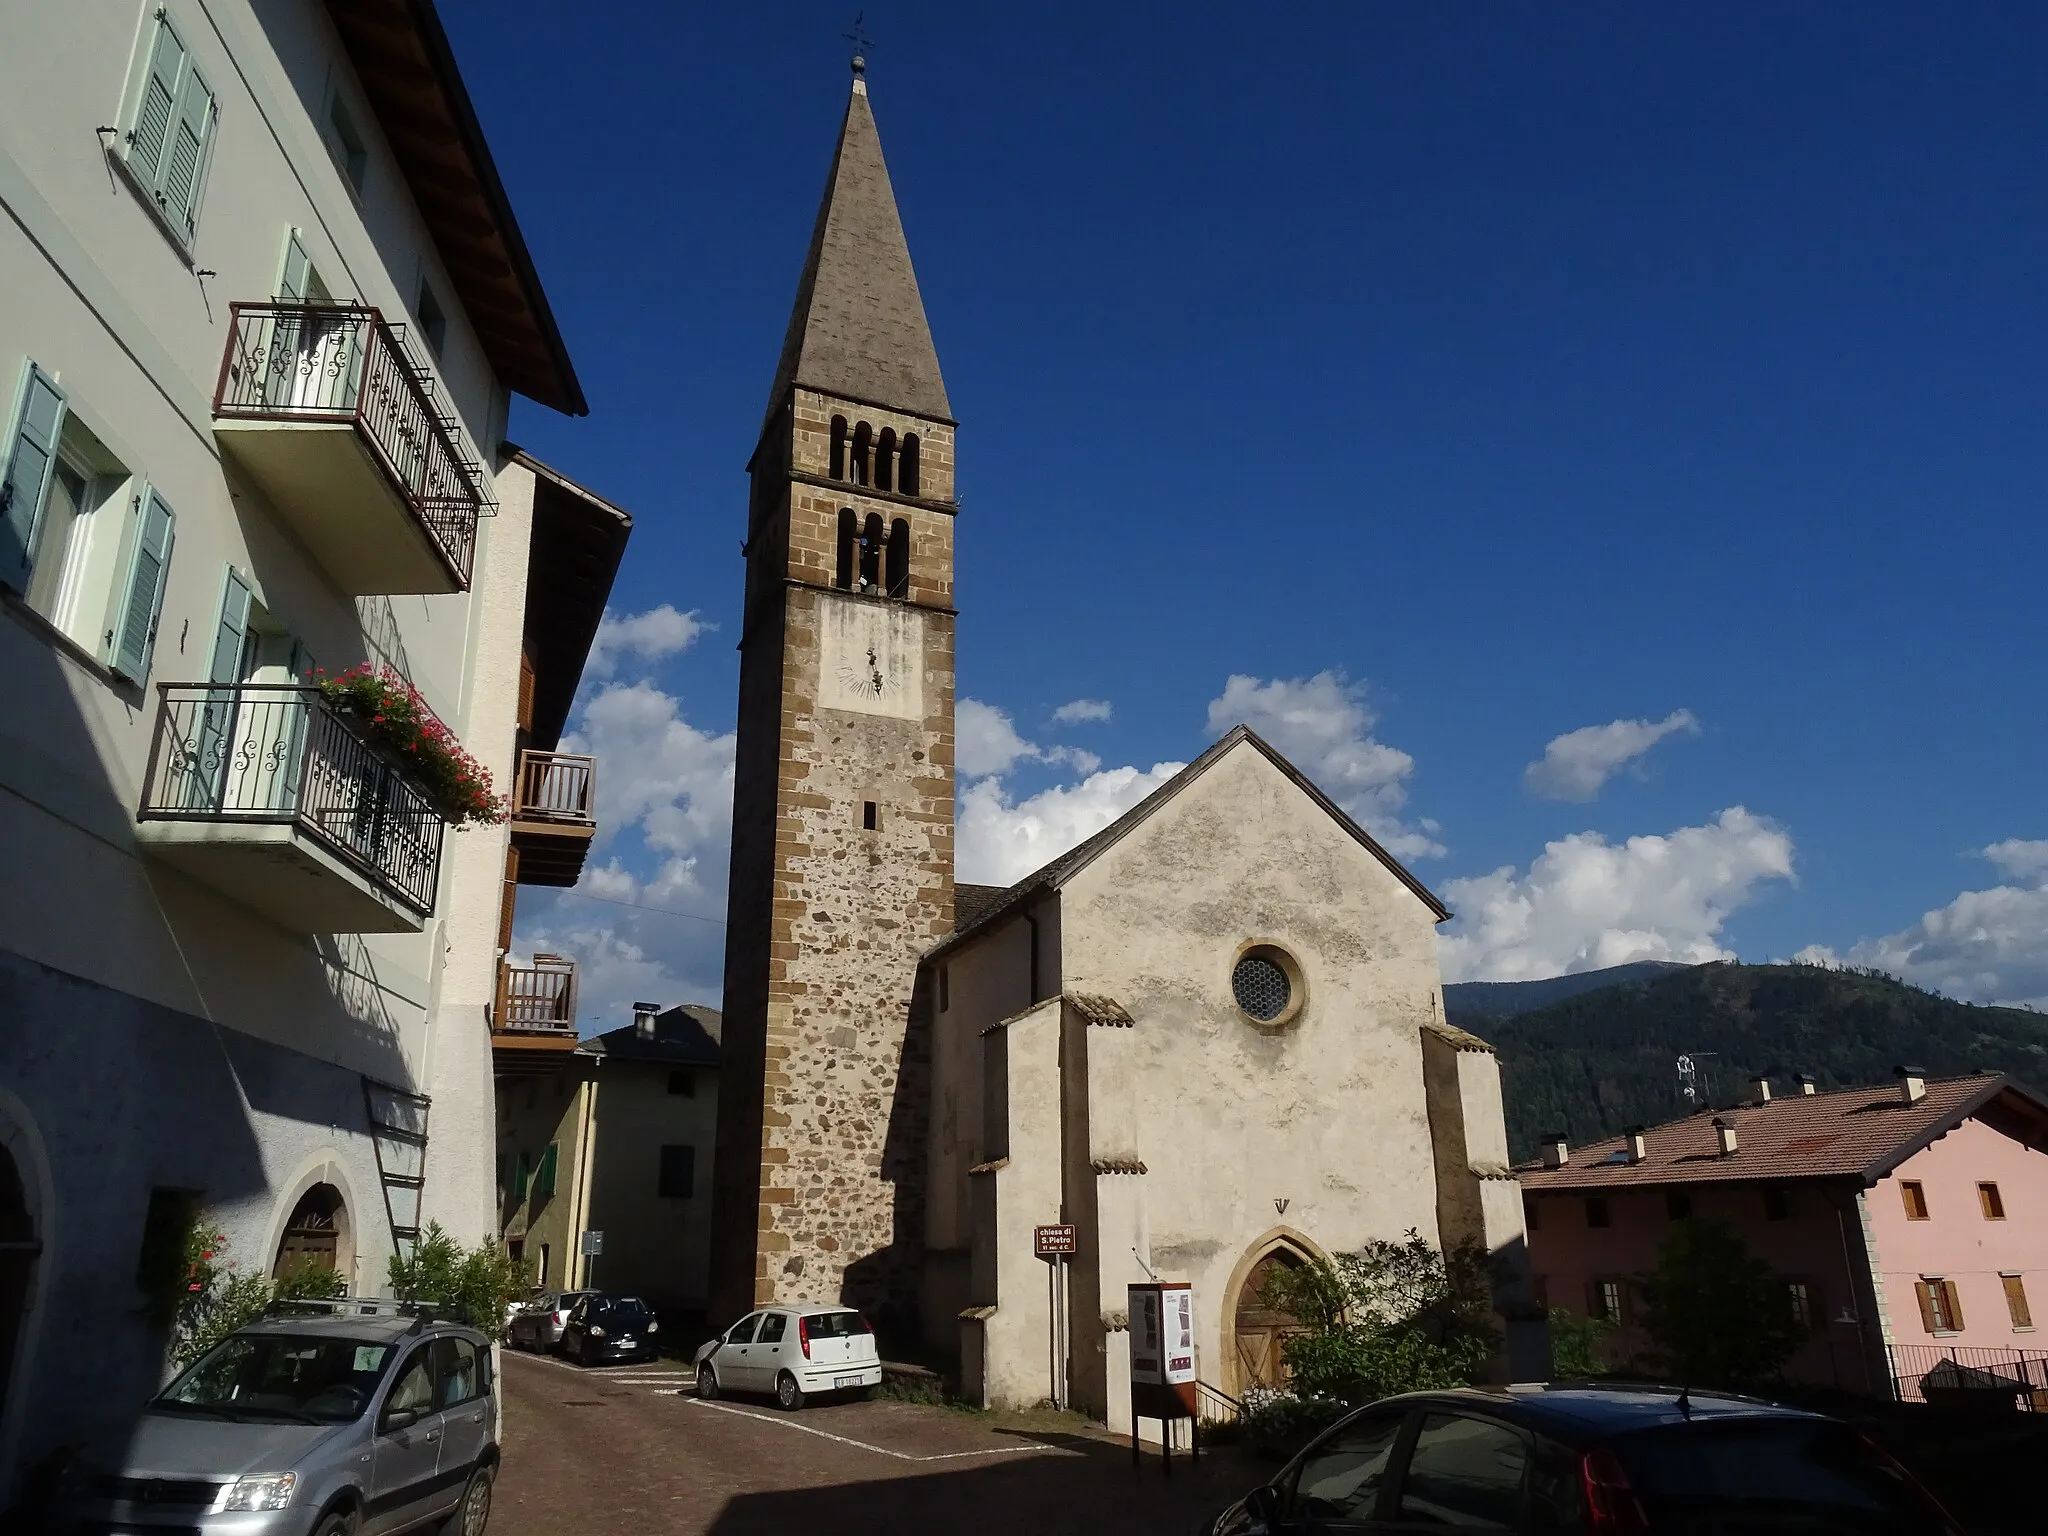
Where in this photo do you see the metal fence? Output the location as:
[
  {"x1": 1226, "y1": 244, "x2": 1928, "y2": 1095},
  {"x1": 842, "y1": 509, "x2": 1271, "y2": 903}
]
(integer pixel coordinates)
[
  {"x1": 140, "y1": 684, "x2": 445, "y2": 914},
  {"x1": 1889, "y1": 1343, "x2": 2048, "y2": 1410},
  {"x1": 213, "y1": 301, "x2": 490, "y2": 585},
  {"x1": 512, "y1": 750, "x2": 595, "y2": 823}
]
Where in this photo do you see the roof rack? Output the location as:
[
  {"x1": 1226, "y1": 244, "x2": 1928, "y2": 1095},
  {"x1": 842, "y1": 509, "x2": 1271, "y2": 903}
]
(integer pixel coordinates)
[{"x1": 257, "y1": 1296, "x2": 472, "y2": 1331}]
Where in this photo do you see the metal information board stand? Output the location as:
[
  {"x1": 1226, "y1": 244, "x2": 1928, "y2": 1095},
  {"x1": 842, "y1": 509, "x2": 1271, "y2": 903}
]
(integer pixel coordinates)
[
  {"x1": 1128, "y1": 1281, "x2": 1199, "y2": 1473},
  {"x1": 1036, "y1": 1225, "x2": 1075, "y2": 1409}
]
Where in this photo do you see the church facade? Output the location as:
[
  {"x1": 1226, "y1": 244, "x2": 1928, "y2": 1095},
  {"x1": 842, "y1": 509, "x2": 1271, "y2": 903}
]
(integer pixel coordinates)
[{"x1": 711, "y1": 68, "x2": 1541, "y2": 1423}]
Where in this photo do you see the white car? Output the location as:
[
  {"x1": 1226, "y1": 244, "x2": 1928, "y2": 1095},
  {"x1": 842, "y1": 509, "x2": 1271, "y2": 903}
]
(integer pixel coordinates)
[{"x1": 693, "y1": 1304, "x2": 883, "y2": 1410}]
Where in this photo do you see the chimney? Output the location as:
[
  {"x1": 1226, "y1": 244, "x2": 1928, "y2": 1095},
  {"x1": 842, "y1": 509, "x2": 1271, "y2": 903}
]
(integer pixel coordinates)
[
  {"x1": 1895, "y1": 1066, "x2": 1926, "y2": 1105},
  {"x1": 1751, "y1": 1075, "x2": 1772, "y2": 1104},
  {"x1": 633, "y1": 1001, "x2": 660, "y2": 1040},
  {"x1": 1542, "y1": 1132, "x2": 1569, "y2": 1170},
  {"x1": 1625, "y1": 1126, "x2": 1647, "y2": 1164},
  {"x1": 1713, "y1": 1117, "x2": 1739, "y2": 1157},
  {"x1": 1796, "y1": 1073, "x2": 1817, "y2": 1096}
]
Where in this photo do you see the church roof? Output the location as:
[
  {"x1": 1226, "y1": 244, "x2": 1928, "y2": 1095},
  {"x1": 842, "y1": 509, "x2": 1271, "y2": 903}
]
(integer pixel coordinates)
[
  {"x1": 761, "y1": 74, "x2": 951, "y2": 432},
  {"x1": 928, "y1": 726, "x2": 1452, "y2": 962}
]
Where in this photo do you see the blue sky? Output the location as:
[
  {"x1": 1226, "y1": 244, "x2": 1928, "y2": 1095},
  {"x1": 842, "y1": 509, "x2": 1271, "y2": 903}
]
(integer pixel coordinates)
[{"x1": 442, "y1": 2, "x2": 2048, "y2": 1025}]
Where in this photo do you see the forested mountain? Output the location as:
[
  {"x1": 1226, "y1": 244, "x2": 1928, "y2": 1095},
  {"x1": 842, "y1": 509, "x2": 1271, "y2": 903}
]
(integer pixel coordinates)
[
  {"x1": 1456, "y1": 962, "x2": 2048, "y2": 1163},
  {"x1": 1443, "y1": 962, "x2": 1689, "y2": 1020}
]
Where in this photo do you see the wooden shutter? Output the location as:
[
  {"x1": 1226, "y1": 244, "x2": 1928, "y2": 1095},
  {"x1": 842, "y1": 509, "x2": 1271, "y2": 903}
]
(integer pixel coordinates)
[
  {"x1": 497, "y1": 847, "x2": 519, "y2": 951},
  {"x1": 0, "y1": 363, "x2": 67, "y2": 592},
  {"x1": 111, "y1": 488, "x2": 176, "y2": 683},
  {"x1": 1914, "y1": 1280, "x2": 1938, "y2": 1335},
  {"x1": 207, "y1": 569, "x2": 252, "y2": 684},
  {"x1": 128, "y1": 17, "x2": 187, "y2": 190},
  {"x1": 2004, "y1": 1275, "x2": 2033, "y2": 1329},
  {"x1": 517, "y1": 650, "x2": 535, "y2": 731},
  {"x1": 1942, "y1": 1280, "x2": 1966, "y2": 1332},
  {"x1": 536, "y1": 1142, "x2": 558, "y2": 1199},
  {"x1": 277, "y1": 228, "x2": 313, "y2": 303},
  {"x1": 159, "y1": 54, "x2": 217, "y2": 237}
]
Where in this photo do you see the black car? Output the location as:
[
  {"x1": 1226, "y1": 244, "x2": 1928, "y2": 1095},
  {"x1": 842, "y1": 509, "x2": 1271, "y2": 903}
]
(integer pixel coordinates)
[
  {"x1": 1208, "y1": 1384, "x2": 1960, "y2": 1534},
  {"x1": 559, "y1": 1292, "x2": 660, "y2": 1366}
]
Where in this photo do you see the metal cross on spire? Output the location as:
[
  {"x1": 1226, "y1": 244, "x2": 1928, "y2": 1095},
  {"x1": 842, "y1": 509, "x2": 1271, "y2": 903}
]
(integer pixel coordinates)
[{"x1": 842, "y1": 11, "x2": 876, "y2": 76}]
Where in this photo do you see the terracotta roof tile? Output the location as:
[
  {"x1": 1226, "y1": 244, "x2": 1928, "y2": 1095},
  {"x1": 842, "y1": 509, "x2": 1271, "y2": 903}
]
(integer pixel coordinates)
[{"x1": 1517, "y1": 1074, "x2": 2025, "y2": 1190}]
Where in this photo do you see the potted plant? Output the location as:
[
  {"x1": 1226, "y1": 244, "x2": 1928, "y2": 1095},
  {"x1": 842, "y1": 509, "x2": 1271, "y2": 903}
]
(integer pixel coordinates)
[{"x1": 316, "y1": 663, "x2": 506, "y2": 826}]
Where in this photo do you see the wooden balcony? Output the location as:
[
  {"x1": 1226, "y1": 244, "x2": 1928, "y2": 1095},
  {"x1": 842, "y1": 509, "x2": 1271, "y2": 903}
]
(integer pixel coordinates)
[
  {"x1": 491, "y1": 955, "x2": 580, "y2": 1075},
  {"x1": 507, "y1": 750, "x2": 596, "y2": 887},
  {"x1": 211, "y1": 302, "x2": 491, "y2": 594}
]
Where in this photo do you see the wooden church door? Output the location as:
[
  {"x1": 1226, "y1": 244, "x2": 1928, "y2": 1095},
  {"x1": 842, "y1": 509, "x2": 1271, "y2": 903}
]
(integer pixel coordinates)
[{"x1": 1234, "y1": 1248, "x2": 1306, "y2": 1393}]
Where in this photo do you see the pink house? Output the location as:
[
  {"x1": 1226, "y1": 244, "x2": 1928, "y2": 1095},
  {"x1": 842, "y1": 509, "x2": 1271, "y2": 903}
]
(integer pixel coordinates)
[{"x1": 1518, "y1": 1070, "x2": 2048, "y2": 1400}]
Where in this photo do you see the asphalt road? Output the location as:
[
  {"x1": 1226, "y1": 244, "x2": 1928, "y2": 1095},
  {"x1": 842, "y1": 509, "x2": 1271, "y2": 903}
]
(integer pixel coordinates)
[{"x1": 495, "y1": 1350, "x2": 1258, "y2": 1535}]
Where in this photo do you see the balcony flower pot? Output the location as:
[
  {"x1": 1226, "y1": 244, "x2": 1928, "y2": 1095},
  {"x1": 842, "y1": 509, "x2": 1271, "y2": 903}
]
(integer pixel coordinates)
[{"x1": 317, "y1": 664, "x2": 506, "y2": 827}]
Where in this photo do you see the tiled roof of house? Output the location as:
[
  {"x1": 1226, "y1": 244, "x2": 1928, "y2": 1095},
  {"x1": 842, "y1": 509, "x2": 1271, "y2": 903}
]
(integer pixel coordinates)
[
  {"x1": 1423, "y1": 1018, "x2": 1497, "y2": 1055},
  {"x1": 581, "y1": 1003, "x2": 722, "y2": 1067},
  {"x1": 952, "y1": 883, "x2": 1009, "y2": 932},
  {"x1": 1517, "y1": 1073, "x2": 2048, "y2": 1191}
]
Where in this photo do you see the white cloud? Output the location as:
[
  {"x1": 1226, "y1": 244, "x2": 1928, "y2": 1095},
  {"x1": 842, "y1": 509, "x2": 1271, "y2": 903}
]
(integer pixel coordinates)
[
  {"x1": 957, "y1": 698, "x2": 1100, "y2": 780},
  {"x1": 957, "y1": 762, "x2": 1185, "y2": 887},
  {"x1": 1206, "y1": 671, "x2": 1442, "y2": 859},
  {"x1": 1052, "y1": 699, "x2": 1113, "y2": 725},
  {"x1": 584, "y1": 604, "x2": 707, "y2": 678},
  {"x1": 1437, "y1": 808, "x2": 1796, "y2": 982},
  {"x1": 1820, "y1": 841, "x2": 2048, "y2": 1009},
  {"x1": 1524, "y1": 710, "x2": 1700, "y2": 802},
  {"x1": 565, "y1": 682, "x2": 734, "y2": 860}
]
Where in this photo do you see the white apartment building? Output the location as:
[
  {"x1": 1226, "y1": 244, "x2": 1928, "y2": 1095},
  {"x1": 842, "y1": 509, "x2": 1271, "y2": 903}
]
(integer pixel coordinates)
[{"x1": 0, "y1": 0, "x2": 624, "y2": 1502}]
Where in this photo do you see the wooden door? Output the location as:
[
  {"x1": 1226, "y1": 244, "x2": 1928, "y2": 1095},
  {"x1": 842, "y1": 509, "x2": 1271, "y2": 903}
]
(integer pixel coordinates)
[{"x1": 1234, "y1": 1249, "x2": 1306, "y2": 1394}]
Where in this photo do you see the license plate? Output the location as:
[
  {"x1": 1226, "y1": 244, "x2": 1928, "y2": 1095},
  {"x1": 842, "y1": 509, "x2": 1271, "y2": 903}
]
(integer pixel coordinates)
[
  {"x1": 835, "y1": 1373, "x2": 864, "y2": 1388},
  {"x1": 617, "y1": 1337, "x2": 636, "y2": 1346}
]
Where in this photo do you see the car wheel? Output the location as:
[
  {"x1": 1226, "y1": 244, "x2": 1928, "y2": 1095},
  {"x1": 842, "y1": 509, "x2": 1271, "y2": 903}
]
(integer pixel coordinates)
[
  {"x1": 776, "y1": 1371, "x2": 805, "y2": 1412},
  {"x1": 444, "y1": 1464, "x2": 493, "y2": 1536},
  {"x1": 312, "y1": 1510, "x2": 358, "y2": 1536},
  {"x1": 697, "y1": 1363, "x2": 720, "y2": 1400}
]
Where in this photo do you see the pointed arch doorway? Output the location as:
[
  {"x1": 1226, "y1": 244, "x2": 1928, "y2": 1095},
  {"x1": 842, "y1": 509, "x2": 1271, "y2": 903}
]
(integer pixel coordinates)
[
  {"x1": 273, "y1": 1183, "x2": 349, "y2": 1282},
  {"x1": 1226, "y1": 1231, "x2": 1323, "y2": 1396}
]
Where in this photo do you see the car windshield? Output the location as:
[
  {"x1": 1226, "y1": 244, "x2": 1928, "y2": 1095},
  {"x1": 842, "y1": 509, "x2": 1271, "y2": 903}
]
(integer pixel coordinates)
[
  {"x1": 1616, "y1": 1420, "x2": 1950, "y2": 1534},
  {"x1": 154, "y1": 1334, "x2": 394, "y2": 1425},
  {"x1": 590, "y1": 1297, "x2": 652, "y2": 1322},
  {"x1": 804, "y1": 1311, "x2": 872, "y2": 1339}
]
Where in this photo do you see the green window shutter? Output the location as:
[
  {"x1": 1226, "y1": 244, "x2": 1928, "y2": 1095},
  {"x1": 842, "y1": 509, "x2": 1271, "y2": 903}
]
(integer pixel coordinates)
[
  {"x1": 0, "y1": 362, "x2": 68, "y2": 593},
  {"x1": 536, "y1": 1142, "x2": 558, "y2": 1199},
  {"x1": 128, "y1": 17, "x2": 188, "y2": 191},
  {"x1": 110, "y1": 487, "x2": 176, "y2": 684},
  {"x1": 277, "y1": 228, "x2": 312, "y2": 303},
  {"x1": 207, "y1": 568, "x2": 252, "y2": 684},
  {"x1": 159, "y1": 58, "x2": 217, "y2": 238},
  {"x1": 513, "y1": 1151, "x2": 531, "y2": 1201}
]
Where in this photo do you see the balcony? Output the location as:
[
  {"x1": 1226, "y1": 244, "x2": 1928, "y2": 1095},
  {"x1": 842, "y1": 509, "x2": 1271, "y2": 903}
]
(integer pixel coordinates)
[
  {"x1": 507, "y1": 750, "x2": 596, "y2": 886},
  {"x1": 136, "y1": 684, "x2": 447, "y2": 933},
  {"x1": 491, "y1": 954, "x2": 581, "y2": 1074},
  {"x1": 212, "y1": 302, "x2": 491, "y2": 594}
]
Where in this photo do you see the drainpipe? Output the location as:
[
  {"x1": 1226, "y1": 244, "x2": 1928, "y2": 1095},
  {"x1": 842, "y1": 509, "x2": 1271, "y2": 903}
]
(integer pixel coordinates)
[
  {"x1": 1025, "y1": 906, "x2": 1042, "y2": 1005},
  {"x1": 571, "y1": 1066, "x2": 600, "y2": 1288}
]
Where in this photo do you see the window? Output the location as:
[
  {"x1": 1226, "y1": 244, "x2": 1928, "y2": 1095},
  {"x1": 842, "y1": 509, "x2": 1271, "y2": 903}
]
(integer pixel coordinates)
[
  {"x1": 1522, "y1": 1196, "x2": 1539, "y2": 1231},
  {"x1": 432, "y1": 1336, "x2": 483, "y2": 1407},
  {"x1": 899, "y1": 433, "x2": 920, "y2": 496},
  {"x1": 726, "y1": 1314, "x2": 760, "y2": 1344},
  {"x1": 835, "y1": 508, "x2": 857, "y2": 589},
  {"x1": 1979, "y1": 1182, "x2": 2006, "y2": 1220},
  {"x1": 2003, "y1": 1274, "x2": 2033, "y2": 1330},
  {"x1": 667, "y1": 1069, "x2": 695, "y2": 1097},
  {"x1": 134, "y1": 1187, "x2": 202, "y2": 1314},
  {"x1": 535, "y1": 1142, "x2": 558, "y2": 1200},
  {"x1": 328, "y1": 96, "x2": 368, "y2": 193},
  {"x1": 1900, "y1": 1181, "x2": 1929, "y2": 1220},
  {"x1": 1763, "y1": 1187, "x2": 1789, "y2": 1221},
  {"x1": 859, "y1": 512, "x2": 884, "y2": 588},
  {"x1": 416, "y1": 281, "x2": 448, "y2": 359},
  {"x1": 756, "y1": 1312, "x2": 787, "y2": 1344},
  {"x1": 1585, "y1": 1197, "x2": 1611, "y2": 1229},
  {"x1": 658, "y1": 1144, "x2": 695, "y2": 1199},
  {"x1": 875, "y1": 427, "x2": 897, "y2": 493},
  {"x1": 1397, "y1": 1413, "x2": 1530, "y2": 1528},
  {"x1": 121, "y1": 11, "x2": 219, "y2": 242},
  {"x1": 1915, "y1": 1277, "x2": 1963, "y2": 1335},
  {"x1": 1665, "y1": 1191, "x2": 1692, "y2": 1221},
  {"x1": 1785, "y1": 1280, "x2": 1819, "y2": 1333},
  {"x1": 383, "y1": 1347, "x2": 435, "y2": 1422},
  {"x1": 1232, "y1": 950, "x2": 1295, "y2": 1023},
  {"x1": 1288, "y1": 1408, "x2": 1404, "y2": 1523},
  {"x1": 1, "y1": 364, "x2": 173, "y2": 679},
  {"x1": 850, "y1": 421, "x2": 872, "y2": 485},
  {"x1": 938, "y1": 965, "x2": 949, "y2": 1012},
  {"x1": 1589, "y1": 1279, "x2": 1625, "y2": 1324},
  {"x1": 862, "y1": 800, "x2": 878, "y2": 831},
  {"x1": 829, "y1": 416, "x2": 848, "y2": 480},
  {"x1": 512, "y1": 1151, "x2": 531, "y2": 1201}
]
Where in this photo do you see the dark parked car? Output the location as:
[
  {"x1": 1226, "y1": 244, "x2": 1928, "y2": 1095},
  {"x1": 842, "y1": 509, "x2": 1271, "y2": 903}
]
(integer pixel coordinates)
[
  {"x1": 559, "y1": 1293, "x2": 660, "y2": 1367},
  {"x1": 1207, "y1": 1384, "x2": 1961, "y2": 1534}
]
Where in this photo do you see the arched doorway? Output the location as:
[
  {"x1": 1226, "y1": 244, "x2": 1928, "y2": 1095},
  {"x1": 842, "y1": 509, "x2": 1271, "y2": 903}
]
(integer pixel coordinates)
[
  {"x1": 0, "y1": 1145, "x2": 39, "y2": 1431},
  {"x1": 1233, "y1": 1243, "x2": 1310, "y2": 1394},
  {"x1": 273, "y1": 1184, "x2": 346, "y2": 1280}
]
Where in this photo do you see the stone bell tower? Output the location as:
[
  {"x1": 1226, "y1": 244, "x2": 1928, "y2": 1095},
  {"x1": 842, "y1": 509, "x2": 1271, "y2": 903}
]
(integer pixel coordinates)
[{"x1": 709, "y1": 61, "x2": 958, "y2": 1328}]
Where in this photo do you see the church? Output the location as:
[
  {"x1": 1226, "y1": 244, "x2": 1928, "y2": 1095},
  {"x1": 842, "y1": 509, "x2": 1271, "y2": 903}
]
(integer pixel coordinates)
[{"x1": 707, "y1": 62, "x2": 1542, "y2": 1428}]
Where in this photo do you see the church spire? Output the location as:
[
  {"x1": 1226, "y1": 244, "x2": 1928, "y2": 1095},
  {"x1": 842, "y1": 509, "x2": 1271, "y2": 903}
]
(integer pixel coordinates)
[{"x1": 762, "y1": 69, "x2": 951, "y2": 427}]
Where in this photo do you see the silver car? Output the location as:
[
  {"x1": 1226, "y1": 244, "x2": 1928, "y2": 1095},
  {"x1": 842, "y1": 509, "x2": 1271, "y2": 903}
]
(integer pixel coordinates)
[{"x1": 68, "y1": 1300, "x2": 498, "y2": 1536}]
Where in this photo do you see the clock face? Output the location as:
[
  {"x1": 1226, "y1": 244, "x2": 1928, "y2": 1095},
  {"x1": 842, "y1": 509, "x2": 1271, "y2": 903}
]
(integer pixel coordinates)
[{"x1": 819, "y1": 599, "x2": 924, "y2": 720}]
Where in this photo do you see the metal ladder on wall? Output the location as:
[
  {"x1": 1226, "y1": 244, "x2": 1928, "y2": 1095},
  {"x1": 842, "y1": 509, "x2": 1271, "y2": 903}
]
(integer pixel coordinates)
[{"x1": 362, "y1": 1079, "x2": 431, "y2": 1259}]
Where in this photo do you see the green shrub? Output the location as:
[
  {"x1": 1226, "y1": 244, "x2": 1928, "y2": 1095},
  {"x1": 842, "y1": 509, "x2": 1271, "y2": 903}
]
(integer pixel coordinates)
[
  {"x1": 1637, "y1": 1218, "x2": 1804, "y2": 1390},
  {"x1": 1546, "y1": 1306, "x2": 1615, "y2": 1379},
  {"x1": 387, "y1": 1223, "x2": 531, "y2": 1342},
  {"x1": 170, "y1": 1228, "x2": 345, "y2": 1368}
]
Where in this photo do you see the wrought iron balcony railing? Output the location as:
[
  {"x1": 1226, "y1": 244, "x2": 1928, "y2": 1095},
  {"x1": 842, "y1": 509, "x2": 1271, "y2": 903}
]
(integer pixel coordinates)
[
  {"x1": 494, "y1": 955, "x2": 578, "y2": 1034},
  {"x1": 139, "y1": 684, "x2": 447, "y2": 915},
  {"x1": 512, "y1": 751, "x2": 595, "y2": 824},
  {"x1": 213, "y1": 301, "x2": 490, "y2": 586}
]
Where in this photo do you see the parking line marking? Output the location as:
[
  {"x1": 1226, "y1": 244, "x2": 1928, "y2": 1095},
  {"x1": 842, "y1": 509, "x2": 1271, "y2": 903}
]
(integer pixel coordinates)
[{"x1": 683, "y1": 1398, "x2": 1048, "y2": 1462}]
